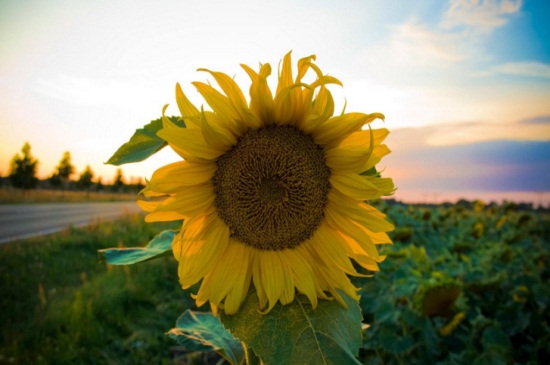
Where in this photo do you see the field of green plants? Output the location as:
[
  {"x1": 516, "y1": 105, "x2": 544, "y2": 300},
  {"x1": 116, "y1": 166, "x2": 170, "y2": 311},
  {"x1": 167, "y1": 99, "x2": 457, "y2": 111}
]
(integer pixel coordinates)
[
  {"x1": 0, "y1": 200, "x2": 548, "y2": 364},
  {"x1": 361, "y1": 200, "x2": 549, "y2": 365}
]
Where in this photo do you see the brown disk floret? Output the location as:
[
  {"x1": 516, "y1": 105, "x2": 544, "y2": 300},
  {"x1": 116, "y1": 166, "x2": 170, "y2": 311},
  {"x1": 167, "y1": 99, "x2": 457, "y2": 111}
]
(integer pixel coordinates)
[{"x1": 212, "y1": 125, "x2": 331, "y2": 250}]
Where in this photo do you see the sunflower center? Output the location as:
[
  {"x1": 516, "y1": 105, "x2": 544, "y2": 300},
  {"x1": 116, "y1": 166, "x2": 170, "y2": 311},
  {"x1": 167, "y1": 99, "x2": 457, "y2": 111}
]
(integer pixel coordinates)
[
  {"x1": 259, "y1": 178, "x2": 288, "y2": 203},
  {"x1": 212, "y1": 125, "x2": 331, "y2": 250}
]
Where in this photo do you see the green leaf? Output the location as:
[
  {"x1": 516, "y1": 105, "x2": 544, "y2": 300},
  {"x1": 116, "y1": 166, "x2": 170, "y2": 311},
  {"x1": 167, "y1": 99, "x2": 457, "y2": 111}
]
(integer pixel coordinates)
[
  {"x1": 360, "y1": 166, "x2": 380, "y2": 177},
  {"x1": 481, "y1": 326, "x2": 511, "y2": 353},
  {"x1": 167, "y1": 310, "x2": 245, "y2": 365},
  {"x1": 374, "y1": 301, "x2": 397, "y2": 324},
  {"x1": 220, "y1": 291, "x2": 362, "y2": 365},
  {"x1": 106, "y1": 116, "x2": 184, "y2": 166},
  {"x1": 473, "y1": 351, "x2": 508, "y2": 365},
  {"x1": 98, "y1": 230, "x2": 176, "y2": 265}
]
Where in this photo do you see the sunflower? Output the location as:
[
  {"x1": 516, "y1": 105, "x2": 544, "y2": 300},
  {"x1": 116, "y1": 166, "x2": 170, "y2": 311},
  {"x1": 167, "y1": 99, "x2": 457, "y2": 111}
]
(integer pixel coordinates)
[{"x1": 138, "y1": 52, "x2": 395, "y2": 315}]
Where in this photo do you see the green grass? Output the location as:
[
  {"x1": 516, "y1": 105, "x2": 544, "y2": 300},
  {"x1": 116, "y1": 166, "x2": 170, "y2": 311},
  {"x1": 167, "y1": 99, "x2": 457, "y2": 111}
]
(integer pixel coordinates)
[{"x1": 0, "y1": 213, "x2": 205, "y2": 365}]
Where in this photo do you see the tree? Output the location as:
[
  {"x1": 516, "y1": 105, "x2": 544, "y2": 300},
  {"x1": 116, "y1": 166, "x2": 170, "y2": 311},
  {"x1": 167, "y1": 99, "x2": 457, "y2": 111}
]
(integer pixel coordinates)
[
  {"x1": 9, "y1": 142, "x2": 39, "y2": 189},
  {"x1": 50, "y1": 151, "x2": 75, "y2": 189},
  {"x1": 76, "y1": 165, "x2": 94, "y2": 191},
  {"x1": 111, "y1": 168, "x2": 126, "y2": 192},
  {"x1": 96, "y1": 177, "x2": 104, "y2": 192}
]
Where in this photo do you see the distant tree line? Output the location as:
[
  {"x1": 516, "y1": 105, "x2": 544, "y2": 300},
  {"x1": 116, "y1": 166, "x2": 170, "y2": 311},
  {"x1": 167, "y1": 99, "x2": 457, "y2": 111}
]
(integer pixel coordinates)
[{"x1": 1, "y1": 142, "x2": 145, "y2": 193}]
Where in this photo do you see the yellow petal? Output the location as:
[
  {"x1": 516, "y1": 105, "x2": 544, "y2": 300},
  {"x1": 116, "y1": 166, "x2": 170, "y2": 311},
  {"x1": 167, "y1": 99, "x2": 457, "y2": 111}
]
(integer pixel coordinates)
[
  {"x1": 252, "y1": 250, "x2": 268, "y2": 309},
  {"x1": 338, "y1": 232, "x2": 384, "y2": 271},
  {"x1": 273, "y1": 52, "x2": 307, "y2": 126},
  {"x1": 159, "y1": 112, "x2": 208, "y2": 162},
  {"x1": 136, "y1": 199, "x2": 158, "y2": 213},
  {"x1": 192, "y1": 81, "x2": 242, "y2": 134},
  {"x1": 359, "y1": 145, "x2": 392, "y2": 172},
  {"x1": 327, "y1": 189, "x2": 395, "y2": 232},
  {"x1": 278, "y1": 252, "x2": 295, "y2": 305},
  {"x1": 324, "y1": 207, "x2": 380, "y2": 259},
  {"x1": 175, "y1": 83, "x2": 200, "y2": 128},
  {"x1": 296, "y1": 86, "x2": 334, "y2": 134},
  {"x1": 157, "y1": 124, "x2": 225, "y2": 161},
  {"x1": 354, "y1": 255, "x2": 381, "y2": 271},
  {"x1": 364, "y1": 175, "x2": 396, "y2": 196},
  {"x1": 172, "y1": 214, "x2": 207, "y2": 261},
  {"x1": 276, "y1": 51, "x2": 294, "y2": 96},
  {"x1": 148, "y1": 160, "x2": 217, "y2": 192},
  {"x1": 194, "y1": 271, "x2": 213, "y2": 307},
  {"x1": 144, "y1": 210, "x2": 186, "y2": 223},
  {"x1": 284, "y1": 246, "x2": 319, "y2": 308},
  {"x1": 325, "y1": 145, "x2": 371, "y2": 172},
  {"x1": 313, "y1": 112, "x2": 384, "y2": 147},
  {"x1": 155, "y1": 184, "x2": 215, "y2": 217},
  {"x1": 259, "y1": 250, "x2": 284, "y2": 313},
  {"x1": 200, "y1": 107, "x2": 237, "y2": 150},
  {"x1": 312, "y1": 263, "x2": 358, "y2": 307},
  {"x1": 309, "y1": 75, "x2": 342, "y2": 89},
  {"x1": 202, "y1": 239, "x2": 246, "y2": 306},
  {"x1": 367, "y1": 230, "x2": 392, "y2": 244},
  {"x1": 310, "y1": 223, "x2": 360, "y2": 276},
  {"x1": 224, "y1": 244, "x2": 253, "y2": 314},
  {"x1": 325, "y1": 128, "x2": 389, "y2": 172},
  {"x1": 241, "y1": 63, "x2": 273, "y2": 127},
  {"x1": 341, "y1": 128, "x2": 389, "y2": 149},
  {"x1": 296, "y1": 54, "x2": 317, "y2": 82},
  {"x1": 198, "y1": 68, "x2": 249, "y2": 119},
  {"x1": 330, "y1": 172, "x2": 384, "y2": 200},
  {"x1": 273, "y1": 83, "x2": 309, "y2": 126},
  {"x1": 179, "y1": 216, "x2": 230, "y2": 286}
]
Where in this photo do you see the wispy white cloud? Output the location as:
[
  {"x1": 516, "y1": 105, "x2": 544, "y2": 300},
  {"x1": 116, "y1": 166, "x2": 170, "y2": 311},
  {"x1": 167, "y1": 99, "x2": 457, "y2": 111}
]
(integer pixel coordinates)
[
  {"x1": 475, "y1": 61, "x2": 550, "y2": 79},
  {"x1": 382, "y1": 0, "x2": 524, "y2": 69},
  {"x1": 441, "y1": 0, "x2": 522, "y2": 34},
  {"x1": 388, "y1": 21, "x2": 467, "y2": 65},
  {"x1": 492, "y1": 61, "x2": 550, "y2": 78},
  {"x1": 387, "y1": 116, "x2": 550, "y2": 152}
]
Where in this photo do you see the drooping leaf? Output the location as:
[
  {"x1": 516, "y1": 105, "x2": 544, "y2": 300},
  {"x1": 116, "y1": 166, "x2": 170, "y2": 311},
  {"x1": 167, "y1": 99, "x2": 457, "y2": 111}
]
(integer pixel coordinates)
[
  {"x1": 220, "y1": 291, "x2": 362, "y2": 365},
  {"x1": 106, "y1": 116, "x2": 184, "y2": 166},
  {"x1": 167, "y1": 310, "x2": 245, "y2": 365},
  {"x1": 98, "y1": 230, "x2": 176, "y2": 265}
]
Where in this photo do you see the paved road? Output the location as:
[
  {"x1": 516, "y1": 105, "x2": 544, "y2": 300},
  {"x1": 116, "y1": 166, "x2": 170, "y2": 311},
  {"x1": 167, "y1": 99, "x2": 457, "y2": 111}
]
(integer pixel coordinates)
[{"x1": 0, "y1": 202, "x2": 142, "y2": 244}]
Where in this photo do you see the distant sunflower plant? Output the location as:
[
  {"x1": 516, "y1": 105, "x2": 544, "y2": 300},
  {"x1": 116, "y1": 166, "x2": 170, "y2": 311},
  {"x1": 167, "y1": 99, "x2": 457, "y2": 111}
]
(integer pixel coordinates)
[{"x1": 100, "y1": 52, "x2": 395, "y2": 365}]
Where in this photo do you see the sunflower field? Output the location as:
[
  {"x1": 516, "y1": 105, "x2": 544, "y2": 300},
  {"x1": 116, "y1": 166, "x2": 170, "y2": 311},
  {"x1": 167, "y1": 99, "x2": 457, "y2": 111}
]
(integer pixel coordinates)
[
  {"x1": 0, "y1": 199, "x2": 548, "y2": 364},
  {"x1": 359, "y1": 199, "x2": 550, "y2": 365}
]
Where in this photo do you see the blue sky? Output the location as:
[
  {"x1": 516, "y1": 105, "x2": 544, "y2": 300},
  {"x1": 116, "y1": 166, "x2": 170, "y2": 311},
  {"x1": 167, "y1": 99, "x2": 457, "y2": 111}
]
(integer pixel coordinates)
[{"x1": 1, "y1": 0, "x2": 549, "y2": 203}]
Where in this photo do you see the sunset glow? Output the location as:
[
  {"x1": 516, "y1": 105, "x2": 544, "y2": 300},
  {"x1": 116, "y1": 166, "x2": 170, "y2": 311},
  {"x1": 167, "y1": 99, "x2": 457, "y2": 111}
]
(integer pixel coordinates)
[{"x1": 1, "y1": 0, "x2": 548, "y2": 203}]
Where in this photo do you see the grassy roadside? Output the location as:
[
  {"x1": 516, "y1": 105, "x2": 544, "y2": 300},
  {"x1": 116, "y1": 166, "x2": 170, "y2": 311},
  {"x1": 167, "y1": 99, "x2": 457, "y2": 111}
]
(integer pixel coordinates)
[
  {"x1": 0, "y1": 213, "x2": 207, "y2": 365},
  {"x1": 0, "y1": 188, "x2": 136, "y2": 204}
]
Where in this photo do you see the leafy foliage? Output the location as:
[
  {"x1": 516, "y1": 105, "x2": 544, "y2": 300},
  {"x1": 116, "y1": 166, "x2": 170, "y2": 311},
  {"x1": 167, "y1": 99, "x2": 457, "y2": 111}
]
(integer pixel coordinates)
[
  {"x1": 220, "y1": 291, "x2": 362, "y2": 365},
  {"x1": 57, "y1": 151, "x2": 75, "y2": 181},
  {"x1": 360, "y1": 200, "x2": 550, "y2": 365},
  {"x1": 168, "y1": 310, "x2": 245, "y2": 365},
  {"x1": 98, "y1": 230, "x2": 177, "y2": 265},
  {"x1": 50, "y1": 151, "x2": 75, "y2": 189},
  {"x1": 106, "y1": 116, "x2": 184, "y2": 166},
  {"x1": 9, "y1": 142, "x2": 39, "y2": 189},
  {"x1": 76, "y1": 165, "x2": 94, "y2": 190}
]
